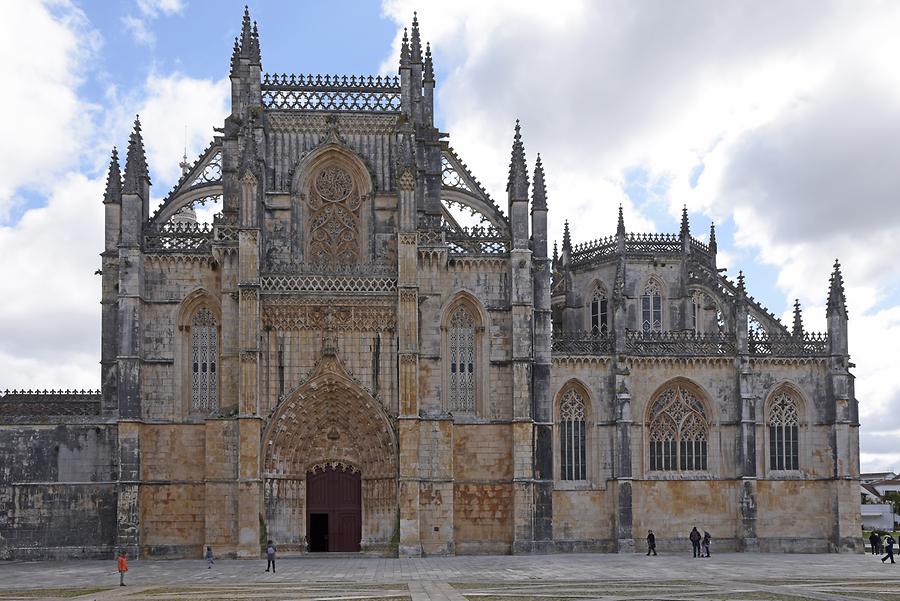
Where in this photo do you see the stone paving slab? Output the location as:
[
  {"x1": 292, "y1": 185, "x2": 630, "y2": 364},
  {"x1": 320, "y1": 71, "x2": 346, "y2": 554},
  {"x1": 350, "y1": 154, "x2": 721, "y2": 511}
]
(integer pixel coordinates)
[{"x1": 0, "y1": 553, "x2": 897, "y2": 601}]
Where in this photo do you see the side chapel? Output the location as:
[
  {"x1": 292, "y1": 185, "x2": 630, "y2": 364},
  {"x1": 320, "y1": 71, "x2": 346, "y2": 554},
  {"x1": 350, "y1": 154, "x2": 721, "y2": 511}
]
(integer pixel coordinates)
[{"x1": 0, "y1": 8, "x2": 861, "y2": 559}]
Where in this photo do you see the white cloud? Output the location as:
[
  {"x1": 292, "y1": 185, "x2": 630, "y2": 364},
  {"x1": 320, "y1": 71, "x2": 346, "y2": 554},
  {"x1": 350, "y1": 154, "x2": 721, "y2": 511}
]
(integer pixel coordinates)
[
  {"x1": 0, "y1": 0, "x2": 98, "y2": 219},
  {"x1": 137, "y1": 0, "x2": 185, "y2": 18},
  {"x1": 123, "y1": 0, "x2": 186, "y2": 46},
  {"x1": 380, "y1": 0, "x2": 900, "y2": 468},
  {"x1": 123, "y1": 14, "x2": 155, "y2": 46}
]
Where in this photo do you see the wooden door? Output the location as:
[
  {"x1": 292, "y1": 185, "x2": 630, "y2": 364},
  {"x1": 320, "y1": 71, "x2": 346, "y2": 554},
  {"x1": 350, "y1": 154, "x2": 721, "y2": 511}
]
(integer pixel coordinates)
[{"x1": 306, "y1": 466, "x2": 361, "y2": 552}]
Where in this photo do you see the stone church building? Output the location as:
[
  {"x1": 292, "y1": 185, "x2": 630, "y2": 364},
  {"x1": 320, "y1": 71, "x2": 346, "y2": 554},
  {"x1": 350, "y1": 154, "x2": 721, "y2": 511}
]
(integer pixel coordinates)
[{"x1": 0, "y1": 9, "x2": 861, "y2": 559}]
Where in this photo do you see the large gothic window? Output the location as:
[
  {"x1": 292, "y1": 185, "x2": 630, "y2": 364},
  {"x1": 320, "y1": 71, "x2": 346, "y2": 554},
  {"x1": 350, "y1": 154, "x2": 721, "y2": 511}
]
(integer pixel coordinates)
[
  {"x1": 641, "y1": 279, "x2": 663, "y2": 333},
  {"x1": 648, "y1": 382, "x2": 709, "y2": 471},
  {"x1": 690, "y1": 290, "x2": 724, "y2": 334},
  {"x1": 191, "y1": 307, "x2": 217, "y2": 412},
  {"x1": 559, "y1": 388, "x2": 587, "y2": 481},
  {"x1": 448, "y1": 305, "x2": 476, "y2": 412},
  {"x1": 769, "y1": 390, "x2": 800, "y2": 471},
  {"x1": 307, "y1": 165, "x2": 361, "y2": 266},
  {"x1": 590, "y1": 286, "x2": 609, "y2": 335}
]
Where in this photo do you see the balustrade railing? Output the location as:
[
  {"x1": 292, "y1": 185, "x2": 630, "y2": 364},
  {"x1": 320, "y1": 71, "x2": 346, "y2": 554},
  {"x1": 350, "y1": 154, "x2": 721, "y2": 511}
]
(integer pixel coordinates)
[
  {"x1": 261, "y1": 73, "x2": 402, "y2": 112},
  {"x1": 625, "y1": 331, "x2": 736, "y2": 356},
  {"x1": 145, "y1": 221, "x2": 212, "y2": 253},
  {"x1": 748, "y1": 331, "x2": 830, "y2": 356},
  {"x1": 551, "y1": 331, "x2": 614, "y2": 355},
  {"x1": 625, "y1": 232, "x2": 682, "y2": 254},
  {"x1": 0, "y1": 389, "x2": 101, "y2": 417},
  {"x1": 446, "y1": 224, "x2": 510, "y2": 256}
]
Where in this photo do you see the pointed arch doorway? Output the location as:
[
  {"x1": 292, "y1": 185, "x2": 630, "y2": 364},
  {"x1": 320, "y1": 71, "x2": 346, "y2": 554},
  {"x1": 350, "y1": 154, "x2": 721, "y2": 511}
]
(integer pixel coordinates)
[
  {"x1": 306, "y1": 465, "x2": 362, "y2": 552},
  {"x1": 262, "y1": 352, "x2": 397, "y2": 555}
]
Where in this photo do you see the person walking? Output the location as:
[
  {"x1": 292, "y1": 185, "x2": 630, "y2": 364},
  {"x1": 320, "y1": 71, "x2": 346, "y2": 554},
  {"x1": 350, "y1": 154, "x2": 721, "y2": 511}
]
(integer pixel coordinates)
[
  {"x1": 701, "y1": 531, "x2": 711, "y2": 557},
  {"x1": 870, "y1": 531, "x2": 881, "y2": 555},
  {"x1": 265, "y1": 540, "x2": 277, "y2": 572},
  {"x1": 646, "y1": 530, "x2": 657, "y2": 556},
  {"x1": 117, "y1": 551, "x2": 128, "y2": 587},
  {"x1": 882, "y1": 534, "x2": 895, "y2": 564},
  {"x1": 205, "y1": 546, "x2": 214, "y2": 569},
  {"x1": 689, "y1": 527, "x2": 702, "y2": 558}
]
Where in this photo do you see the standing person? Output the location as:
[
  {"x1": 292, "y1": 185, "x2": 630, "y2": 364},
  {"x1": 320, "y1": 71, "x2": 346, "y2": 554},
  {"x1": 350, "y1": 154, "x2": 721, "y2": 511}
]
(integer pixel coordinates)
[
  {"x1": 882, "y1": 534, "x2": 895, "y2": 564},
  {"x1": 702, "y1": 531, "x2": 711, "y2": 557},
  {"x1": 205, "y1": 546, "x2": 214, "y2": 569},
  {"x1": 646, "y1": 530, "x2": 657, "y2": 556},
  {"x1": 117, "y1": 551, "x2": 128, "y2": 587},
  {"x1": 689, "y1": 527, "x2": 702, "y2": 558},
  {"x1": 870, "y1": 532, "x2": 880, "y2": 555},
  {"x1": 265, "y1": 540, "x2": 277, "y2": 573}
]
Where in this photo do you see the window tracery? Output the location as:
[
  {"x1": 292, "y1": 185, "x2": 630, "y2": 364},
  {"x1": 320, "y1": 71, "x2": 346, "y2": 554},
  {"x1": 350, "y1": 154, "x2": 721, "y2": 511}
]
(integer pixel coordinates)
[
  {"x1": 769, "y1": 390, "x2": 800, "y2": 471},
  {"x1": 648, "y1": 383, "x2": 708, "y2": 471},
  {"x1": 448, "y1": 305, "x2": 476, "y2": 412},
  {"x1": 307, "y1": 165, "x2": 361, "y2": 266},
  {"x1": 641, "y1": 279, "x2": 663, "y2": 333},
  {"x1": 559, "y1": 388, "x2": 587, "y2": 480},
  {"x1": 690, "y1": 290, "x2": 724, "y2": 334},
  {"x1": 191, "y1": 307, "x2": 217, "y2": 412},
  {"x1": 590, "y1": 286, "x2": 609, "y2": 335}
]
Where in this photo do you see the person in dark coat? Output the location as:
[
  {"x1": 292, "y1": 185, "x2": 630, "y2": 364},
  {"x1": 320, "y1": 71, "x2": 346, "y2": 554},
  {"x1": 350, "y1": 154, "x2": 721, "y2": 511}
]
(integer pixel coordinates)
[
  {"x1": 883, "y1": 535, "x2": 896, "y2": 564},
  {"x1": 701, "y1": 531, "x2": 711, "y2": 557},
  {"x1": 646, "y1": 530, "x2": 657, "y2": 556},
  {"x1": 689, "y1": 527, "x2": 702, "y2": 558},
  {"x1": 265, "y1": 540, "x2": 277, "y2": 572},
  {"x1": 870, "y1": 531, "x2": 881, "y2": 555}
]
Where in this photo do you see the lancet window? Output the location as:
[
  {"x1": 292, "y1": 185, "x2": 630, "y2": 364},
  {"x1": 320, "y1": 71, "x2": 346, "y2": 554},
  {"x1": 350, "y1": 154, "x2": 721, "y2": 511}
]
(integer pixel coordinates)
[
  {"x1": 641, "y1": 279, "x2": 663, "y2": 333},
  {"x1": 769, "y1": 390, "x2": 800, "y2": 471},
  {"x1": 559, "y1": 388, "x2": 587, "y2": 481},
  {"x1": 590, "y1": 286, "x2": 609, "y2": 335},
  {"x1": 448, "y1": 305, "x2": 476, "y2": 412},
  {"x1": 191, "y1": 307, "x2": 217, "y2": 412},
  {"x1": 648, "y1": 383, "x2": 709, "y2": 471}
]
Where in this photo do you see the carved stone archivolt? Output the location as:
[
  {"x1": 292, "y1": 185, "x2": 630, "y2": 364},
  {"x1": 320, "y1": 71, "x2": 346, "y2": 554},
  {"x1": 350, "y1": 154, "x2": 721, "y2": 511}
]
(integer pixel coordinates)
[{"x1": 262, "y1": 298, "x2": 395, "y2": 332}]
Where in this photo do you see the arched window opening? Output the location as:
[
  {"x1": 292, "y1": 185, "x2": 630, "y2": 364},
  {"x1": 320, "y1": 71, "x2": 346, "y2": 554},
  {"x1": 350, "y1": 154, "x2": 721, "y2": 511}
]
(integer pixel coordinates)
[
  {"x1": 559, "y1": 388, "x2": 587, "y2": 480},
  {"x1": 448, "y1": 305, "x2": 476, "y2": 412},
  {"x1": 648, "y1": 383, "x2": 709, "y2": 471},
  {"x1": 642, "y1": 279, "x2": 662, "y2": 333},
  {"x1": 590, "y1": 287, "x2": 609, "y2": 335},
  {"x1": 690, "y1": 291, "x2": 724, "y2": 334},
  {"x1": 191, "y1": 307, "x2": 217, "y2": 412},
  {"x1": 769, "y1": 391, "x2": 800, "y2": 471}
]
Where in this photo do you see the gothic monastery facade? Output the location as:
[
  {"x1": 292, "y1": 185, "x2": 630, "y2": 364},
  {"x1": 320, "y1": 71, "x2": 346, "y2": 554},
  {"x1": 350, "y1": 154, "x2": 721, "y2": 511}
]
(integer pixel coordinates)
[{"x1": 0, "y1": 9, "x2": 861, "y2": 559}]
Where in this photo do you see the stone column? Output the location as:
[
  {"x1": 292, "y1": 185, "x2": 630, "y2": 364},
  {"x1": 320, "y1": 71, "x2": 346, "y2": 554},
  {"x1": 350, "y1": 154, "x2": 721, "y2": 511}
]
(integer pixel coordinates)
[
  {"x1": 613, "y1": 362, "x2": 634, "y2": 553},
  {"x1": 735, "y1": 286, "x2": 759, "y2": 551}
]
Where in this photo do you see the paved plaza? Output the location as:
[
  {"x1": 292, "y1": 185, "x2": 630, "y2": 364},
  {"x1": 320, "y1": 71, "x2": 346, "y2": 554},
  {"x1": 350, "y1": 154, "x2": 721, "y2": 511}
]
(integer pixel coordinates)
[{"x1": 0, "y1": 552, "x2": 898, "y2": 601}]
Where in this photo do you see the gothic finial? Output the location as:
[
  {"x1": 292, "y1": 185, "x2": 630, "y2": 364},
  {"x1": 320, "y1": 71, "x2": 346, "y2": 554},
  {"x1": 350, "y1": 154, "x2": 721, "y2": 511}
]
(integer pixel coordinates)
[
  {"x1": 827, "y1": 259, "x2": 848, "y2": 318},
  {"x1": 230, "y1": 36, "x2": 240, "y2": 75},
  {"x1": 104, "y1": 147, "x2": 122, "y2": 204},
  {"x1": 410, "y1": 12, "x2": 422, "y2": 63},
  {"x1": 562, "y1": 220, "x2": 571, "y2": 252},
  {"x1": 400, "y1": 28, "x2": 410, "y2": 67},
  {"x1": 240, "y1": 5, "x2": 252, "y2": 51},
  {"x1": 123, "y1": 115, "x2": 149, "y2": 194},
  {"x1": 736, "y1": 270, "x2": 746, "y2": 294},
  {"x1": 616, "y1": 204, "x2": 625, "y2": 236},
  {"x1": 680, "y1": 204, "x2": 690, "y2": 238},
  {"x1": 792, "y1": 299, "x2": 804, "y2": 337},
  {"x1": 552, "y1": 241, "x2": 559, "y2": 267},
  {"x1": 709, "y1": 221, "x2": 717, "y2": 254},
  {"x1": 507, "y1": 119, "x2": 529, "y2": 198},
  {"x1": 250, "y1": 20, "x2": 261, "y2": 64},
  {"x1": 532, "y1": 153, "x2": 546, "y2": 210},
  {"x1": 423, "y1": 42, "x2": 434, "y2": 82}
]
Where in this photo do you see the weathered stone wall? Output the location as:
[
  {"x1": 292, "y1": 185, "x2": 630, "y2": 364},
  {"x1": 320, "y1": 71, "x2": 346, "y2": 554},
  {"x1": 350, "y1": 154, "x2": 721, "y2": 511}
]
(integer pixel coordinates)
[{"x1": 0, "y1": 423, "x2": 118, "y2": 559}]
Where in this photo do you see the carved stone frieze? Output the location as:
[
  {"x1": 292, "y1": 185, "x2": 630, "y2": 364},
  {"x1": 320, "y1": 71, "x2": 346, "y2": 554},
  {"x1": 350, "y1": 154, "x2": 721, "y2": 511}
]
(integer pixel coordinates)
[
  {"x1": 267, "y1": 113, "x2": 399, "y2": 135},
  {"x1": 262, "y1": 298, "x2": 396, "y2": 332}
]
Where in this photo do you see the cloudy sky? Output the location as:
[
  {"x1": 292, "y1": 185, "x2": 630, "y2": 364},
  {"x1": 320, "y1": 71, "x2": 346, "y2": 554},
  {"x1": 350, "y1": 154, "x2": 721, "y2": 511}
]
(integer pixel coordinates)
[{"x1": 1, "y1": 0, "x2": 898, "y2": 472}]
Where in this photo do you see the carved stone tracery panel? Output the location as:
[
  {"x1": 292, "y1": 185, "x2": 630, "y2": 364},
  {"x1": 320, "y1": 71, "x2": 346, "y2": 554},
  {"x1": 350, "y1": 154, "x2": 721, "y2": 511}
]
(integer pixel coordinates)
[{"x1": 307, "y1": 165, "x2": 362, "y2": 267}]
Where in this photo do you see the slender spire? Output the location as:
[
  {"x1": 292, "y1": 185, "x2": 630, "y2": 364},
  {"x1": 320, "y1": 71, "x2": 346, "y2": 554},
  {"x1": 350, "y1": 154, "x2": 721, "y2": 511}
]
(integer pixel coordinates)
[
  {"x1": 410, "y1": 12, "x2": 422, "y2": 63},
  {"x1": 532, "y1": 153, "x2": 547, "y2": 211},
  {"x1": 240, "y1": 5, "x2": 252, "y2": 53},
  {"x1": 826, "y1": 259, "x2": 848, "y2": 318},
  {"x1": 507, "y1": 119, "x2": 529, "y2": 198},
  {"x1": 235, "y1": 6, "x2": 260, "y2": 65},
  {"x1": 123, "y1": 115, "x2": 149, "y2": 194},
  {"x1": 552, "y1": 241, "x2": 559, "y2": 268},
  {"x1": 709, "y1": 221, "x2": 717, "y2": 254},
  {"x1": 562, "y1": 220, "x2": 571, "y2": 252},
  {"x1": 617, "y1": 204, "x2": 625, "y2": 236},
  {"x1": 423, "y1": 42, "x2": 434, "y2": 82},
  {"x1": 792, "y1": 299, "x2": 804, "y2": 337},
  {"x1": 103, "y1": 147, "x2": 122, "y2": 204},
  {"x1": 250, "y1": 20, "x2": 261, "y2": 64},
  {"x1": 400, "y1": 28, "x2": 410, "y2": 67},
  {"x1": 680, "y1": 204, "x2": 690, "y2": 238},
  {"x1": 736, "y1": 270, "x2": 746, "y2": 295},
  {"x1": 229, "y1": 36, "x2": 240, "y2": 76}
]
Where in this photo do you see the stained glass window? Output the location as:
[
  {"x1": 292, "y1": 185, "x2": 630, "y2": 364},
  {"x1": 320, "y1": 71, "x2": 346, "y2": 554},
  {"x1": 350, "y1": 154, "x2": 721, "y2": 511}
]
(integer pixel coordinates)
[
  {"x1": 191, "y1": 307, "x2": 217, "y2": 412},
  {"x1": 648, "y1": 383, "x2": 708, "y2": 471},
  {"x1": 448, "y1": 305, "x2": 476, "y2": 412},
  {"x1": 560, "y1": 389, "x2": 587, "y2": 480},
  {"x1": 590, "y1": 287, "x2": 608, "y2": 335},
  {"x1": 769, "y1": 391, "x2": 800, "y2": 471},
  {"x1": 641, "y1": 279, "x2": 662, "y2": 333}
]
